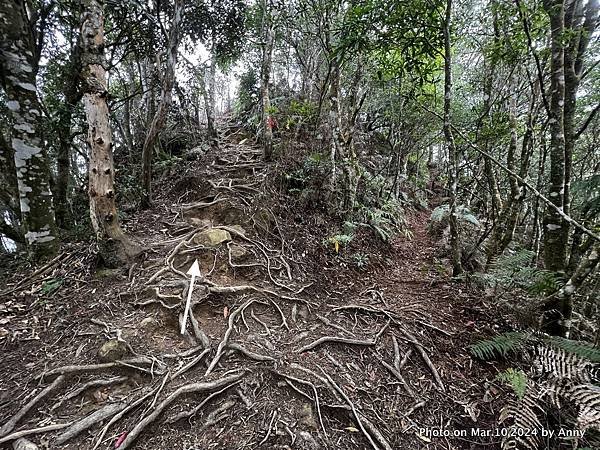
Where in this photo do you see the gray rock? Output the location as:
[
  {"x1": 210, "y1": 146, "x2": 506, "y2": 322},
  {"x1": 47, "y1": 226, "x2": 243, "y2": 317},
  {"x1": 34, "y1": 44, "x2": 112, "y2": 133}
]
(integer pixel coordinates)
[
  {"x1": 13, "y1": 439, "x2": 38, "y2": 450},
  {"x1": 98, "y1": 339, "x2": 128, "y2": 362}
]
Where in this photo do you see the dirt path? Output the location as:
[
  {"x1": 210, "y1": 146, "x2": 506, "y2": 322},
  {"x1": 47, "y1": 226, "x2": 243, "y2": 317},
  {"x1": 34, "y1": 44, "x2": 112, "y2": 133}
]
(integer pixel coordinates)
[{"x1": 0, "y1": 132, "x2": 500, "y2": 449}]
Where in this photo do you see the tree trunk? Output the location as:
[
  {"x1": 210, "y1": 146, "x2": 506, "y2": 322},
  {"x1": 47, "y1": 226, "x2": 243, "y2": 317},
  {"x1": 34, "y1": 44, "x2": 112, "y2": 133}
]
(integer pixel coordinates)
[
  {"x1": 55, "y1": 41, "x2": 82, "y2": 229},
  {"x1": 542, "y1": 242, "x2": 599, "y2": 337},
  {"x1": 80, "y1": 0, "x2": 140, "y2": 267},
  {"x1": 542, "y1": 0, "x2": 568, "y2": 275},
  {"x1": 0, "y1": 0, "x2": 59, "y2": 259},
  {"x1": 140, "y1": 0, "x2": 183, "y2": 208},
  {"x1": 205, "y1": 44, "x2": 218, "y2": 144},
  {"x1": 540, "y1": 0, "x2": 598, "y2": 335},
  {"x1": 260, "y1": 0, "x2": 275, "y2": 161},
  {"x1": 443, "y1": 0, "x2": 462, "y2": 276}
]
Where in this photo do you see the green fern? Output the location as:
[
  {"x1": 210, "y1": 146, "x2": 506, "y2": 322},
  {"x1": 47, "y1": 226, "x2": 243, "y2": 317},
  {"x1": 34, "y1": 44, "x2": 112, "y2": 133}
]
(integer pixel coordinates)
[
  {"x1": 473, "y1": 331, "x2": 600, "y2": 448},
  {"x1": 475, "y1": 248, "x2": 560, "y2": 296},
  {"x1": 497, "y1": 368, "x2": 528, "y2": 400},
  {"x1": 470, "y1": 332, "x2": 529, "y2": 360},
  {"x1": 542, "y1": 336, "x2": 600, "y2": 364}
]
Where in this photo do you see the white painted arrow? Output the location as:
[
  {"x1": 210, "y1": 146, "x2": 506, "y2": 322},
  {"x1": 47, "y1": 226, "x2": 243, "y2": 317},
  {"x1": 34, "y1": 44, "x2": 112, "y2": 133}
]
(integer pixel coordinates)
[{"x1": 181, "y1": 259, "x2": 202, "y2": 335}]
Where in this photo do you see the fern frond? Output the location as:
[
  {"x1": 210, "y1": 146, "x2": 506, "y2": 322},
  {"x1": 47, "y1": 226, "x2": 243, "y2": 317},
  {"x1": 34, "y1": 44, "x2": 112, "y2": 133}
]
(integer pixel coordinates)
[
  {"x1": 565, "y1": 384, "x2": 600, "y2": 431},
  {"x1": 533, "y1": 345, "x2": 595, "y2": 382},
  {"x1": 499, "y1": 390, "x2": 544, "y2": 450},
  {"x1": 541, "y1": 336, "x2": 600, "y2": 364},
  {"x1": 470, "y1": 332, "x2": 528, "y2": 360},
  {"x1": 497, "y1": 368, "x2": 528, "y2": 399}
]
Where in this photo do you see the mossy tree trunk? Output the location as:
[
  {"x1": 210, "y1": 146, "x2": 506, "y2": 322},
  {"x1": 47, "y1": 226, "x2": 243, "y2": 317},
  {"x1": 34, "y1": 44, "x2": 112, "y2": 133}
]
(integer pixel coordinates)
[
  {"x1": 442, "y1": 0, "x2": 462, "y2": 276},
  {"x1": 260, "y1": 0, "x2": 275, "y2": 161},
  {"x1": 0, "y1": 0, "x2": 59, "y2": 260},
  {"x1": 541, "y1": 0, "x2": 598, "y2": 336}
]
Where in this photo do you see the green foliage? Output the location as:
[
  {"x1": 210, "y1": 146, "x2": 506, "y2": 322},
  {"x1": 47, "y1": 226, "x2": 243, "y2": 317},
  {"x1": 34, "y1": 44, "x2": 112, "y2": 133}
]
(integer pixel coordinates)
[
  {"x1": 41, "y1": 278, "x2": 63, "y2": 295},
  {"x1": 473, "y1": 249, "x2": 560, "y2": 296},
  {"x1": 324, "y1": 232, "x2": 354, "y2": 253},
  {"x1": 474, "y1": 333, "x2": 600, "y2": 449},
  {"x1": 357, "y1": 198, "x2": 407, "y2": 242},
  {"x1": 470, "y1": 332, "x2": 528, "y2": 360},
  {"x1": 572, "y1": 174, "x2": 600, "y2": 220},
  {"x1": 497, "y1": 368, "x2": 528, "y2": 400},
  {"x1": 430, "y1": 204, "x2": 481, "y2": 227},
  {"x1": 235, "y1": 68, "x2": 259, "y2": 120},
  {"x1": 352, "y1": 252, "x2": 370, "y2": 269}
]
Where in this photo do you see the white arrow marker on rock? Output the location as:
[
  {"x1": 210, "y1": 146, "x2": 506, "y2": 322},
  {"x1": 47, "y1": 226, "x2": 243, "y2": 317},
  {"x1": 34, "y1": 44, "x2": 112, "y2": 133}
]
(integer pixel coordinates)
[{"x1": 181, "y1": 259, "x2": 202, "y2": 335}]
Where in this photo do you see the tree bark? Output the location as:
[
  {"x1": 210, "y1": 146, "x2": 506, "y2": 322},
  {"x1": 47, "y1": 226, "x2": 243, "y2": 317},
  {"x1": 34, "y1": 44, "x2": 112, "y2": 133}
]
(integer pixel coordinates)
[
  {"x1": 205, "y1": 43, "x2": 218, "y2": 144},
  {"x1": 55, "y1": 40, "x2": 82, "y2": 229},
  {"x1": 443, "y1": 0, "x2": 462, "y2": 276},
  {"x1": 260, "y1": 0, "x2": 275, "y2": 161},
  {"x1": 80, "y1": 0, "x2": 140, "y2": 267},
  {"x1": 140, "y1": 0, "x2": 183, "y2": 208},
  {"x1": 542, "y1": 0, "x2": 568, "y2": 274},
  {"x1": 542, "y1": 242, "x2": 599, "y2": 337},
  {"x1": 0, "y1": 0, "x2": 59, "y2": 259}
]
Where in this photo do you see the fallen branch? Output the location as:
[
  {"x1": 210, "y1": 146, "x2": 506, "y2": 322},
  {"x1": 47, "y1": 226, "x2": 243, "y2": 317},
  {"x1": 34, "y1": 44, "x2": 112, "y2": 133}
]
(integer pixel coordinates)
[{"x1": 0, "y1": 375, "x2": 66, "y2": 437}]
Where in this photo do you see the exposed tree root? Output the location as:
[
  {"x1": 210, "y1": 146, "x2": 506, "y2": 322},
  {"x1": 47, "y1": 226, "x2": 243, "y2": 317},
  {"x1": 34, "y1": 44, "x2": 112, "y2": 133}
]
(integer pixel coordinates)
[
  {"x1": 227, "y1": 342, "x2": 276, "y2": 362},
  {"x1": 298, "y1": 321, "x2": 389, "y2": 353},
  {"x1": 38, "y1": 357, "x2": 165, "y2": 380},
  {"x1": 205, "y1": 298, "x2": 257, "y2": 376},
  {"x1": 318, "y1": 366, "x2": 389, "y2": 450},
  {"x1": 163, "y1": 380, "x2": 241, "y2": 424},
  {"x1": 56, "y1": 402, "x2": 127, "y2": 444},
  {"x1": 398, "y1": 328, "x2": 445, "y2": 392},
  {"x1": 117, "y1": 371, "x2": 246, "y2": 449},
  {"x1": 0, "y1": 424, "x2": 71, "y2": 446},
  {"x1": 0, "y1": 375, "x2": 65, "y2": 437},
  {"x1": 51, "y1": 376, "x2": 128, "y2": 411}
]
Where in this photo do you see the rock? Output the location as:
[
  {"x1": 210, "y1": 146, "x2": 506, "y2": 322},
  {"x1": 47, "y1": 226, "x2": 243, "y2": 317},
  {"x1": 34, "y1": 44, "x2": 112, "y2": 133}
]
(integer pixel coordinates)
[
  {"x1": 297, "y1": 431, "x2": 319, "y2": 449},
  {"x1": 94, "y1": 268, "x2": 120, "y2": 278},
  {"x1": 98, "y1": 339, "x2": 128, "y2": 362},
  {"x1": 139, "y1": 317, "x2": 157, "y2": 329},
  {"x1": 13, "y1": 439, "x2": 38, "y2": 450},
  {"x1": 229, "y1": 244, "x2": 248, "y2": 259},
  {"x1": 297, "y1": 304, "x2": 310, "y2": 321},
  {"x1": 192, "y1": 228, "x2": 231, "y2": 247},
  {"x1": 253, "y1": 208, "x2": 275, "y2": 232},
  {"x1": 297, "y1": 403, "x2": 318, "y2": 430}
]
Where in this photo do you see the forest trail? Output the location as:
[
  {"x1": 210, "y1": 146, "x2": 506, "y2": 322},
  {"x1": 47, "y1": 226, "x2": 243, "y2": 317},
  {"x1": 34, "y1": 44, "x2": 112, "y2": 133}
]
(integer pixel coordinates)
[{"x1": 0, "y1": 129, "x2": 500, "y2": 449}]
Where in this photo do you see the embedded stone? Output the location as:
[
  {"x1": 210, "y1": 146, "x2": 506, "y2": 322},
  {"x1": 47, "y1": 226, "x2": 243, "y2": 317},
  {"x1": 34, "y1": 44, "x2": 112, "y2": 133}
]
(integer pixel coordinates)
[
  {"x1": 193, "y1": 228, "x2": 231, "y2": 247},
  {"x1": 229, "y1": 244, "x2": 248, "y2": 259},
  {"x1": 98, "y1": 339, "x2": 128, "y2": 362}
]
